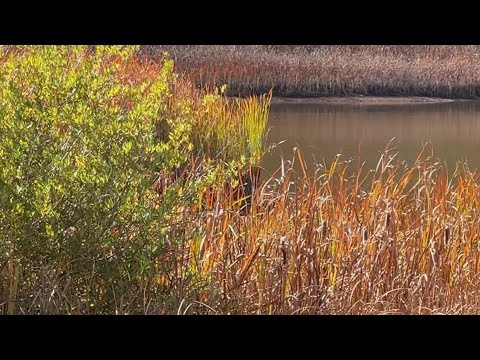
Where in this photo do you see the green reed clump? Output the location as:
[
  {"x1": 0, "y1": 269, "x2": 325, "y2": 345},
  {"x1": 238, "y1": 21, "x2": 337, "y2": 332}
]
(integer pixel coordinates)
[
  {"x1": 240, "y1": 91, "x2": 272, "y2": 164},
  {"x1": 166, "y1": 82, "x2": 271, "y2": 168}
]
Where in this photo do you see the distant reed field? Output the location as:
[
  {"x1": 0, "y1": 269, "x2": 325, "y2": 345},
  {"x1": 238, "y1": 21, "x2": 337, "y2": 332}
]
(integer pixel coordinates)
[{"x1": 141, "y1": 45, "x2": 480, "y2": 98}]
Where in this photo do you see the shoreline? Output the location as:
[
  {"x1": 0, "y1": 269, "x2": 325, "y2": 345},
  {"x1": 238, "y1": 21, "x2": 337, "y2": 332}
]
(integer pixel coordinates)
[{"x1": 270, "y1": 96, "x2": 478, "y2": 106}]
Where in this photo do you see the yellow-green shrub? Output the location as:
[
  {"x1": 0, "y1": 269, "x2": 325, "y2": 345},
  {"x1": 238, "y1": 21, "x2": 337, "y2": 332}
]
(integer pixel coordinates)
[{"x1": 0, "y1": 46, "x2": 201, "y2": 313}]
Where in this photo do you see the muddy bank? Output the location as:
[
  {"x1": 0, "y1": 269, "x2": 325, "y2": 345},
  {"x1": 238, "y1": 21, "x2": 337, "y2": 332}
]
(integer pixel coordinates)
[{"x1": 270, "y1": 96, "x2": 476, "y2": 106}]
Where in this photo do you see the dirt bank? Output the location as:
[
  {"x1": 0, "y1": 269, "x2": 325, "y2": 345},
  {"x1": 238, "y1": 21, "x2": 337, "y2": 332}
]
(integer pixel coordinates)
[{"x1": 270, "y1": 96, "x2": 475, "y2": 106}]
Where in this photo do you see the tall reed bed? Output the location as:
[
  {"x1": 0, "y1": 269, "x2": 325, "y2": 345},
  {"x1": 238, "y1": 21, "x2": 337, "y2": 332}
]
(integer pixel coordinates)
[
  {"x1": 142, "y1": 45, "x2": 480, "y2": 98},
  {"x1": 170, "y1": 145, "x2": 480, "y2": 314}
]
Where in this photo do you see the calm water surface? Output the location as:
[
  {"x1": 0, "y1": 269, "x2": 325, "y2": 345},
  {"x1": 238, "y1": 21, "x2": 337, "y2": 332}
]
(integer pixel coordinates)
[{"x1": 262, "y1": 101, "x2": 480, "y2": 176}]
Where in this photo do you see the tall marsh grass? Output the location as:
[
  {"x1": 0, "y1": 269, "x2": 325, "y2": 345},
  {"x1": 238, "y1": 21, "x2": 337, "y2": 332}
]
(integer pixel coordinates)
[
  {"x1": 142, "y1": 45, "x2": 480, "y2": 98},
  {"x1": 171, "y1": 146, "x2": 480, "y2": 314}
]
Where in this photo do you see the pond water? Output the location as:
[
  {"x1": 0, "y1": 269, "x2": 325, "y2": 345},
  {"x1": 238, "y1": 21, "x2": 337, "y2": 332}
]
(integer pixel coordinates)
[{"x1": 262, "y1": 101, "x2": 480, "y2": 177}]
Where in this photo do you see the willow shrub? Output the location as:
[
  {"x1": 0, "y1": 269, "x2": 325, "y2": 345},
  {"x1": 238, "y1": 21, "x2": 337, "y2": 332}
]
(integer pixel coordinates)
[{"x1": 0, "y1": 46, "x2": 211, "y2": 313}]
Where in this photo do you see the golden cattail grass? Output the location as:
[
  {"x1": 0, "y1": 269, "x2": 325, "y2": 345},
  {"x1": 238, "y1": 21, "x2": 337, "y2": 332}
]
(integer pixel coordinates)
[{"x1": 172, "y1": 147, "x2": 480, "y2": 314}]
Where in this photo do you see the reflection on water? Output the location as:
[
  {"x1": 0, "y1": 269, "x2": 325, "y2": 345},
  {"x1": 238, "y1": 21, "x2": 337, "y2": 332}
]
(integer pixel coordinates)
[{"x1": 262, "y1": 101, "x2": 480, "y2": 176}]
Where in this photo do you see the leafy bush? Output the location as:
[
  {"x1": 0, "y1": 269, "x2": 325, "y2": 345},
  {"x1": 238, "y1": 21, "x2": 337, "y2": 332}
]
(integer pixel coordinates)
[{"x1": 0, "y1": 46, "x2": 203, "y2": 313}]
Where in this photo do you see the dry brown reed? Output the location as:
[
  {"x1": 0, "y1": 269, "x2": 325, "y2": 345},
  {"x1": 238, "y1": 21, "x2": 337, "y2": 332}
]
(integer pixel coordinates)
[
  {"x1": 141, "y1": 45, "x2": 480, "y2": 98},
  {"x1": 169, "y1": 145, "x2": 480, "y2": 314}
]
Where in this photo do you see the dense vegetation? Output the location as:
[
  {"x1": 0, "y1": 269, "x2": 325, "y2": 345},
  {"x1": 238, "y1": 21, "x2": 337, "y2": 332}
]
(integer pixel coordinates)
[
  {"x1": 0, "y1": 46, "x2": 269, "y2": 314},
  {"x1": 142, "y1": 45, "x2": 480, "y2": 98},
  {"x1": 2, "y1": 45, "x2": 480, "y2": 314}
]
